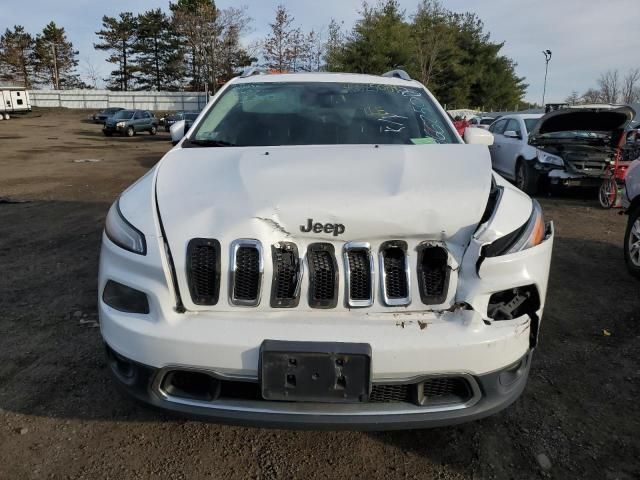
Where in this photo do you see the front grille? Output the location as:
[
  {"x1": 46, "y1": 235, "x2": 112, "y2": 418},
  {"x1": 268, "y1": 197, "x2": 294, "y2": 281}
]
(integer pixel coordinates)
[
  {"x1": 230, "y1": 240, "x2": 262, "y2": 306},
  {"x1": 307, "y1": 243, "x2": 338, "y2": 309},
  {"x1": 271, "y1": 242, "x2": 301, "y2": 308},
  {"x1": 186, "y1": 238, "x2": 221, "y2": 305},
  {"x1": 417, "y1": 245, "x2": 450, "y2": 305},
  {"x1": 380, "y1": 241, "x2": 410, "y2": 306},
  {"x1": 369, "y1": 384, "x2": 410, "y2": 403},
  {"x1": 344, "y1": 243, "x2": 373, "y2": 307}
]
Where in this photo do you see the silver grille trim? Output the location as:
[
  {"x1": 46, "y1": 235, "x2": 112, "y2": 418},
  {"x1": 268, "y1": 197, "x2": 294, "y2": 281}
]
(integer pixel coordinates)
[
  {"x1": 379, "y1": 241, "x2": 412, "y2": 307},
  {"x1": 229, "y1": 239, "x2": 264, "y2": 307},
  {"x1": 343, "y1": 242, "x2": 375, "y2": 308}
]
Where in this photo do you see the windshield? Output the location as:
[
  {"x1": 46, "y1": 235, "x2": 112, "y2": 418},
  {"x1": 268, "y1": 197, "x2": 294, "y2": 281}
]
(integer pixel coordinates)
[
  {"x1": 113, "y1": 110, "x2": 134, "y2": 120},
  {"x1": 524, "y1": 118, "x2": 540, "y2": 133},
  {"x1": 190, "y1": 82, "x2": 457, "y2": 146},
  {"x1": 480, "y1": 118, "x2": 494, "y2": 125},
  {"x1": 184, "y1": 113, "x2": 199, "y2": 121}
]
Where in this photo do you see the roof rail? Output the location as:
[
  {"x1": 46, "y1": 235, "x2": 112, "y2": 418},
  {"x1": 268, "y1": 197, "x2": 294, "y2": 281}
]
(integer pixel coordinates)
[
  {"x1": 240, "y1": 67, "x2": 266, "y2": 78},
  {"x1": 381, "y1": 69, "x2": 411, "y2": 81}
]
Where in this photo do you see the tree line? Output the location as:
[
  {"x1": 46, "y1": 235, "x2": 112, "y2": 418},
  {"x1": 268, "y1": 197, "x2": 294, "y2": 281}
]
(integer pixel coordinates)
[
  {"x1": 0, "y1": 22, "x2": 87, "y2": 89},
  {"x1": 1, "y1": 0, "x2": 606, "y2": 110},
  {"x1": 566, "y1": 69, "x2": 640, "y2": 105}
]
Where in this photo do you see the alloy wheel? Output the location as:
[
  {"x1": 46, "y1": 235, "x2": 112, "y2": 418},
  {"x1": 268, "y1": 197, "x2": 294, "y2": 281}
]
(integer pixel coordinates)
[{"x1": 629, "y1": 219, "x2": 640, "y2": 267}]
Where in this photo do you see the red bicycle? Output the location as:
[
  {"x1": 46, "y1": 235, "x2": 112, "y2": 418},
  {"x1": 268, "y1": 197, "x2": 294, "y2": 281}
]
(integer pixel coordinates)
[{"x1": 599, "y1": 131, "x2": 636, "y2": 208}]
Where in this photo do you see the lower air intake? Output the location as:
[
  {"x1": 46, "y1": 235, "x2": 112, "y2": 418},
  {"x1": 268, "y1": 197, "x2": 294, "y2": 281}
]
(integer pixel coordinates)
[
  {"x1": 307, "y1": 243, "x2": 338, "y2": 309},
  {"x1": 186, "y1": 238, "x2": 221, "y2": 305},
  {"x1": 417, "y1": 245, "x2": 450, "y2": 305},
  {"x1": 230, "y1": 240, "x2": 263, "y2": 306}
]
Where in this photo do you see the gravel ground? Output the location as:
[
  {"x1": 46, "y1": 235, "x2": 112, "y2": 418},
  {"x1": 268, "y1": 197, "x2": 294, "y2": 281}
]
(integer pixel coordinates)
[{"x1": 0, "y1": 109, "x2": 638, "y2": 480}]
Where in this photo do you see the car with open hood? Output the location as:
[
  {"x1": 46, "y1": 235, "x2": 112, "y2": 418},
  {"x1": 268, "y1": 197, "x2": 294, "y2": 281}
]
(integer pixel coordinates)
[
  {"x1": 528, "y1": 105, "x2": 635, "y2": 191},
  {"x1": 99, "y1": 70, "x2": 554, "y2": 429}
]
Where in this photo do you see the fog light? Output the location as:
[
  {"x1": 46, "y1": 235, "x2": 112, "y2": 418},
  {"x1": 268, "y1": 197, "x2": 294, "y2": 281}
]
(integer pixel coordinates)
[{"x1": 103, "y1": 280, "x2": 150, "y2": 314}]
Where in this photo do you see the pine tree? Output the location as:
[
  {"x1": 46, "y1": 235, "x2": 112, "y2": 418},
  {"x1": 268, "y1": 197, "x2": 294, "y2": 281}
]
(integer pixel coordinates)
[
  {"x1": 263, "y1": 5, "x2": 298, "y2": 72},
  {"x1": 337, "y1": 0, "x2": 411, "y2": 74},
  {"x1": 135, "y1": 9, "x2": 185, "y2": 91},
  {"x1": 34, "y1": 22, "x2": 84, "y2": 89},
  {"x1": 0, "y1": 26, "x2": 36, "y2": 88},
  {"x1": 95, "y1": 13, "x2": 138, "y2": 91}
]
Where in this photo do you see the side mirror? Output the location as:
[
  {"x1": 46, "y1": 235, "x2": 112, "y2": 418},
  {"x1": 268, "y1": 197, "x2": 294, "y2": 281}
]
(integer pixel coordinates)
[
  {"x1": 170, "y1": 119, "x2": 187, "y2": 146},
  {"x1": 464, "y1": 127, "x2": 494, "y2": 146},
  {"x1": 504, "y1": 130, "x2": 521, "y2": 139}
]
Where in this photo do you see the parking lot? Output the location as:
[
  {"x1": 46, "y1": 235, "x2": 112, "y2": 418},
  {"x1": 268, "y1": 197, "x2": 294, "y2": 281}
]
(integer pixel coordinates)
[{"x1": 1, "y1": 109, "x2": 639, "y2": 479}]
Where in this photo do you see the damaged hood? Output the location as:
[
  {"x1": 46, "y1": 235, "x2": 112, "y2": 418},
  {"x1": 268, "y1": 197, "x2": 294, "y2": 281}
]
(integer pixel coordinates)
[
  {"x1": 155, "y1": 144, "x2": 492, "y2": 251},
  {"x1": 529, "y1": 106, "x2": 635, "y2": 147}
]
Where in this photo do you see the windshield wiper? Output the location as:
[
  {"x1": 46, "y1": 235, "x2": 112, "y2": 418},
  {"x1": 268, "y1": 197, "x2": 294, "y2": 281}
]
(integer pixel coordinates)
[{"x1": 184, "y1": 138, "x2": 237, "y2": 147}]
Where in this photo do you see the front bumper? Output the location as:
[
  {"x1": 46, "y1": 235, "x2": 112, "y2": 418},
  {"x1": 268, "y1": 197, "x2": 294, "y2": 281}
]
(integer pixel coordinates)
[
  {"x1": 98, "y1": 208, "x2": 553, "y2": 429},
  {"x1": 106, "y1": 343, "x2": 533, "y2": 430}
]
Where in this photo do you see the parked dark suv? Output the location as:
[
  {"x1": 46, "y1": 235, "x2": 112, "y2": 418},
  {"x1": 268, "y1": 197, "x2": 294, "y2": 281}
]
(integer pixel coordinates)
[
  {"x1": 92, "y1": 107, "x2": 124, "y2": 124},
  {"x1": 103, "y1": 110, "x2": 158, "y2": 137}
]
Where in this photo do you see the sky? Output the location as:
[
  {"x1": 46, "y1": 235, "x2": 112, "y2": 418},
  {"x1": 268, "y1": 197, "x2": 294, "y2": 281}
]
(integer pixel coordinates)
[{"x1": 3, "y1": 0, "x2": 639, "y2": 104}]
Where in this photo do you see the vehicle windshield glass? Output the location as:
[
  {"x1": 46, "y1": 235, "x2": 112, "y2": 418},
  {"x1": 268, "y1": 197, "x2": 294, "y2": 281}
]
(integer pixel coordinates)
[
  {"x1": 184, "y1": 113, "x2": 199, "y2": 121},
  {"x1": 113, "y1": 110, "x2": 135, "y2": 120},
  {"x1": 524, "y1": 119, "x2": 540, "y2": 133},
  {"x1": 480, "y1": 118, "x2": 494, "y2": 125},
  {"x1": 191, "y1": 82, "x2": 457, "y2": 146}
]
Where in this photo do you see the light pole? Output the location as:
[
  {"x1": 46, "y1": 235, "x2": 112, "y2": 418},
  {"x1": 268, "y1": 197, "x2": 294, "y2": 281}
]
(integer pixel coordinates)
[{"x1": 541, "y1": 49, "x2": 552, "y2": 106}]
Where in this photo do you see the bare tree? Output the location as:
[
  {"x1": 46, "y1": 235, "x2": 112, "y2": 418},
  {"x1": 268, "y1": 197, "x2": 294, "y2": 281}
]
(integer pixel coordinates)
[
  {"x1": 82, "y1": 57, "x2": 101, "y2": 88},
  {"x1": 622, "y1": 68, "x2": 640, "y2": 104},
  {"x1": 565, "y1": 91, "x2": 580, "y2": 105},
  {"x1": 598, "y1": 69, "x2": 620, "y2": 103},
  {"x1": 581, "y1": 88, "x2": 601, "y2": 104}
]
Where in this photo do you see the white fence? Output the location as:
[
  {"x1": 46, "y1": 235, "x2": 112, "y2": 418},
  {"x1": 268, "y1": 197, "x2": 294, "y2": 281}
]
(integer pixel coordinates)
[{"x1": 28, "y1": 89, "x2": 208, "y2": 111}]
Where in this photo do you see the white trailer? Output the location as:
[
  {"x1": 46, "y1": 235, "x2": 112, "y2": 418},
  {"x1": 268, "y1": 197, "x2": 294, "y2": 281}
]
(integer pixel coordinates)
[{"x1": 0, "y1": 87, "x2": 32, "y2": 120}]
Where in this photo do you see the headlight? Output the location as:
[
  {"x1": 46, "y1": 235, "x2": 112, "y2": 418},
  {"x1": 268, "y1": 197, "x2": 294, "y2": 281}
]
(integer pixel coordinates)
[
  {"x1": 116, "y1": 121, "x2": 126, "y2": 128},
  {"x1": 483, "y1": 200, "x2": 546, "y2": 257},
  {"x1": 536, "y1": 150, "x2": 564, "y2": 166},
  {"x1": 105, "y1": 200, "x2": 146, "y2": 255}
]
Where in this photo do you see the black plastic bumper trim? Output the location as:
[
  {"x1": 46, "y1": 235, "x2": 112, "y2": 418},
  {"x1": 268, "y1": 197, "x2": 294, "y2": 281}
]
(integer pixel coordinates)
[{"x1": 105, "y1": 344, "x2": 533, "y2": 431}]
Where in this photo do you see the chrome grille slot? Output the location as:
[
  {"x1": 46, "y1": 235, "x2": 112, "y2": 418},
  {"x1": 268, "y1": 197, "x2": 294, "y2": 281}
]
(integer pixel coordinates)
[
  {"x1": 379, "y1": 241, "x2": 411, "y2": 306},
  {"x1": 270, "y1": 242, "x2": 302, "y2": 308},
  {"x1": 186, "y1": 238, "x2": 221, "y2": 305},
  {"x1": 343, "y1": 242, "x2": 374, "y2": 307},
  {"x1": 307, "y1": 243, "x2": 338, "y2": 309},
  {"x1": 417, "y1": 244, "x2": 450, "y2": 305},
  {"x1": 229, "y1": 239, "x2": 263, "y2": 306}
]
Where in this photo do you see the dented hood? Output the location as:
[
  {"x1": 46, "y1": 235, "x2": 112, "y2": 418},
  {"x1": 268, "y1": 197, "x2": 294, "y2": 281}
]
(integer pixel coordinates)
[
  {"x1": 155, "y1": 144, "x2": 492, "y2": 252},
  {"x1": 529, "y1": 106, "x2": 635, "y2": 146}
]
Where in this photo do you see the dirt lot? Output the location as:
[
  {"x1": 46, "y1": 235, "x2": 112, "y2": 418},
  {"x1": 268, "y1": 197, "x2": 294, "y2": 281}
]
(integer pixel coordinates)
[{"x1": 0, "y1": 109, "x2": 639, "y2": 480}]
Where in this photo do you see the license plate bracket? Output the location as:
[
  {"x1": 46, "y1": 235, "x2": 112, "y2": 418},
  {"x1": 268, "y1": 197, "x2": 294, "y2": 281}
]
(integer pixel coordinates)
[{"x1": 260, "y1": 340, "x2": 371, "y2": 403}]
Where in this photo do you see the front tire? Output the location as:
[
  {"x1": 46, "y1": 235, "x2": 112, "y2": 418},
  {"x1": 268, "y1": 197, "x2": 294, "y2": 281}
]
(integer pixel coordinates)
[
  {"x1": 149, "y1": 126, "x2": 157, "y2": 135},
  {"x1": 126, "y1": 126, "x2": 135, "y2": 137},
  {"x1": 515, "y1": 159, "x2": 539, "y2": 195},
  {"x1": 3, "y1": 112, "x2": 9, "y2": 120},
  {"x1": 624, "y1": 208, "x2": 640, "y2": 278}
]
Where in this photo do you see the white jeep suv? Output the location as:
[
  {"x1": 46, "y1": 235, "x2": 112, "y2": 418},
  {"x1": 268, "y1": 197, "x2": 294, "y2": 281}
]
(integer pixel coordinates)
[{"x1": 99, "y1": 70, "x2": 554, "y2": 429}]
